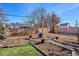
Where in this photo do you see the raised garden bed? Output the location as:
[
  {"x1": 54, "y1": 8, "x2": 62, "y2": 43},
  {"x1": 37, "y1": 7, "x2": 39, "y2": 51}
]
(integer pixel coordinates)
[{"x1": 30, "y1": 41, "x2": 72, "y2": 56}]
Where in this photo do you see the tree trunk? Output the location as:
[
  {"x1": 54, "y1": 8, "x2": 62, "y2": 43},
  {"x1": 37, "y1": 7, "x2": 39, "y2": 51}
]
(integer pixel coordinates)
[{"x1": 52, "y1": 22, "x2": 56, "y2": 33}]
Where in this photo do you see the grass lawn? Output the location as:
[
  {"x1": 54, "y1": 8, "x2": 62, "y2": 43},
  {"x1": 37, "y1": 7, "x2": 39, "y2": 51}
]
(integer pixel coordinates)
[{"x1": 0, "y1": 44, "x2": 41, "y2": 56}]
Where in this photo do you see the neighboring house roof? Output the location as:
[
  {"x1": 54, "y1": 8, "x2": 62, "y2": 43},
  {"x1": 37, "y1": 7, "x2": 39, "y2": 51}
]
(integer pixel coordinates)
[{"x1": 59, "y1": 23, "x2": 69, "y2": 26}]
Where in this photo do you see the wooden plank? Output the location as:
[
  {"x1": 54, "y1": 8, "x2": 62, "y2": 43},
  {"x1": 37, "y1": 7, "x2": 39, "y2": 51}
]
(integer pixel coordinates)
[
  {"x1": 47, "y1": 40, "x2": 73, "y2": 50},
  {"x1": 29, "y1": 42, "x2": 49, "y2": 56},
  {"x1": 46, "y1": 40, "x2": 78, "y2": 56}
]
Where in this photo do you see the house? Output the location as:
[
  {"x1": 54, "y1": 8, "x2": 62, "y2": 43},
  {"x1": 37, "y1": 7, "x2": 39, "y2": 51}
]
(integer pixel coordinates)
[
  {"x1": 7, "y1": 23, "x2": 28, "y2": 29},
  {"x1": 59, "y1": 23, "x2": 70, "y2": 28}
]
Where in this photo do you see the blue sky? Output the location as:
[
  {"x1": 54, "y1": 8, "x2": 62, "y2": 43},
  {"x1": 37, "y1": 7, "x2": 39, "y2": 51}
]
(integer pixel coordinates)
[{"x1": 0, "y1": 3, "x2": 79, "y2": 26}]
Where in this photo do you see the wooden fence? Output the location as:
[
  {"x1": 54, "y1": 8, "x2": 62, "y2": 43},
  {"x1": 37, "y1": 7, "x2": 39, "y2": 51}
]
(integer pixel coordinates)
[{"x1": 56, "y1": 27, "x2": 79, "y2": 35}]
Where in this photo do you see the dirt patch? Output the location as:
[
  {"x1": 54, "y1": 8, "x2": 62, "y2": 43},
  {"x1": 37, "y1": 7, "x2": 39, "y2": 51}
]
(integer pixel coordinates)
[{"x1": 34, "y1": 42, "x2": 72, "y2": 56}]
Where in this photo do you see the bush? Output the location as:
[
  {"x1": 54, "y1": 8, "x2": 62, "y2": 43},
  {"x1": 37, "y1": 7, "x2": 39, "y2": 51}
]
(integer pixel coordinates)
[{"x1": 0, "y1": 28, "x2": 4, "y2": 34}]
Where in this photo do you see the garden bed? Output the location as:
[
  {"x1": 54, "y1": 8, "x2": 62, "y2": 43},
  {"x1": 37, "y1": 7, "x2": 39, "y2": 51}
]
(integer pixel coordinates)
[{"x1": 30, "y1": 41, "x2": 72, "y2": 56}]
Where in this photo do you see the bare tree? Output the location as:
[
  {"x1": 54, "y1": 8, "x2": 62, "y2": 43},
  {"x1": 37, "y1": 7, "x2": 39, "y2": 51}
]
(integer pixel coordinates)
[
  {"x1": 0, "y1": 8, "x2": 8, "y2": 35},
  {"x1": 49, "y1": 12, "x2": 60, "y2": 33},
  {"x1": 46, "y1": 14, "x2": 52, "y2": 28},
  {"x1": 24, "y1": 8, "x2": 47, "y2": 28},
  {"x1": 23, "y1": 8, "x2": 49, "y2": 38},
  {"x1": 24, "y1": 8, "x2": 60, "y2": 34},
  {"x1": 0, "y1": 8, "x2": 8, "y2": 27}
]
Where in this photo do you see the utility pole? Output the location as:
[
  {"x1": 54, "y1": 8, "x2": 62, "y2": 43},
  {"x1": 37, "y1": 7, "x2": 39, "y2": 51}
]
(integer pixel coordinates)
[
  {"x1": 76, "y1": 19, "x2": 79, "y2": 43},
  {"x1": 37, "y1": 16, "x2": 39, "y2": 33},
  {"x1": 41, "y1": 16, "x2": 44, "y2": 38},
  {"x1": 76, "y1": 19, "x2": 78, "y2": 28}
]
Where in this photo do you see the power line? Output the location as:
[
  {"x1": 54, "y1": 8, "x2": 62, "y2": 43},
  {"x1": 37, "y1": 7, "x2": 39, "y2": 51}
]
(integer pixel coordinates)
[{"x1": 0, "y1": 14, "x2": 32, "y2": 18}]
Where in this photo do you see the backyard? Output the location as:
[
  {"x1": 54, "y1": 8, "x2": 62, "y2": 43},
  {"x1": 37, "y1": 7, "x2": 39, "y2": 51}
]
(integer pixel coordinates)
[{"x1": 0, "y1": 3, "x2": 79, "y2": 56}]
